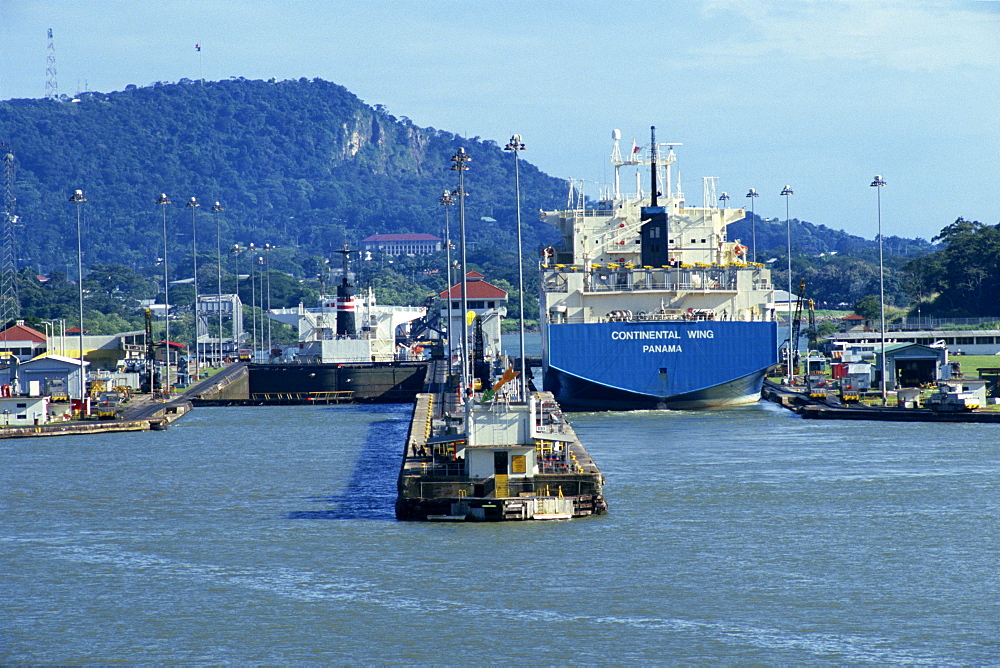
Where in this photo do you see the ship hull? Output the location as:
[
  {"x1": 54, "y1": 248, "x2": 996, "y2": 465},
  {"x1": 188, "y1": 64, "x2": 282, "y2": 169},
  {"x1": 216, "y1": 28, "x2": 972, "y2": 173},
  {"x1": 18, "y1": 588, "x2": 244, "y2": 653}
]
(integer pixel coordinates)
[
  {"x1": 248, "y1": 362, "x2": 428, "y2": 402},
  {"x1": 543, "y1": 320, "x2": 778, "y2": 411}
]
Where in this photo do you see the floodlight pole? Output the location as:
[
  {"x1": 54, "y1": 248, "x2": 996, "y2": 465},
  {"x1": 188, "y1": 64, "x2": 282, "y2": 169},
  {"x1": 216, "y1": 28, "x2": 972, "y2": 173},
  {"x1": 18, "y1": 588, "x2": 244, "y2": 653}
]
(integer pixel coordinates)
[
  {"x1": 69, "y1": 189, "x2": 86, "y2": 404},
  {"x1": 504, "y1": 134, "x2": 528, "y2": 402},
  {"x1": 451, "y1": 148, "x2": 471, "y2": 399},
  {"x1": 781, "y1": 185, "x2": 794, "y2": 379},
  {"x1": 745, "y1": 188, "x2": 759, "y2": 263},
  {"x1": 157, "y1": 193, "x2": 172, "y2": 396},
  {"x1": 872, "y1": 175, "x2": 888, "y2": 404},
  {"x1": 439, "y1": 190, "x2": 455, "y2": 369},
  {"x1": 212, "y1": 201, "x2": 224, "y2": 365}
]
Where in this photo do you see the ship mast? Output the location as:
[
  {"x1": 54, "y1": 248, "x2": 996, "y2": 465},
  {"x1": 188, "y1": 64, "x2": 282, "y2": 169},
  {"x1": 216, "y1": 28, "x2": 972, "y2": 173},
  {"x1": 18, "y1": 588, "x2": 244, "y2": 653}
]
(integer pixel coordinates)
[
  {"x1": 611, "y1": 129, "x2": 622, "y2": 200},
  {"x1": 610, "y1": 129, "x2": 680, "y2": 203},
  {"x1": 650, "y1": 126, "x2": 658, "y2": 207}
]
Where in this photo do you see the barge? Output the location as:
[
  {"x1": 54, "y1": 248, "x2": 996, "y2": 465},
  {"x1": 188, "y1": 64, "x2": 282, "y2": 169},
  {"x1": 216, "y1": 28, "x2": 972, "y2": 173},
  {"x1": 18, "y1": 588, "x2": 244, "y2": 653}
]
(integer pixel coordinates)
[{"x1": 396, "y1": 381, "x2": 606, "y2": 521}]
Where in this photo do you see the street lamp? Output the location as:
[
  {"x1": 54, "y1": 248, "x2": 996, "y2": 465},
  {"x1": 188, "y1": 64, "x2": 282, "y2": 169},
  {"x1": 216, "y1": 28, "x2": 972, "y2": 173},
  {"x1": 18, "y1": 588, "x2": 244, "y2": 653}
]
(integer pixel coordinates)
[
  {"x1": 186, "y1": 196, "x2": 200, "y2": 378},
  {"x1": 69, "y1": 188, "x2": 86, "y2": 403},
  {"x1": 245, "y1": 243, "x2": 257, "y2": 358},
  {"x1": 504, "y1": 134, "x2": 528, "y2": 402},
  {"x1": 211, "y1": 201, "x2": 224, "y2": 365},
  {"x1": 871, "y1": 174, "x2": 888, "y2": 404},
  {"x1": 157, "y1": 193, "x2": 172, "y2": 395},
  {"x1": 231, "y1": 244, "x2": 243, "y2": 297},
  {"x1": 439, "y1": 189, "x2": 455, "y2": 368},
  {"x1": 41, "y1": 320, "x2": 52, "y2": 355},
  {"x1": 451, "y1": 148, "x2": 471, "y2": 400},
  {"x1": 263, "y1": 243, "x2": 274, "y2": 358},
  {"x1": 745, "y1": 188, "x2": 759, "y2": 263},
  {"x1": 231, "y1": 243, "x2": 247, "y2": 358},
  {"x1": 254, "y1": 254, "x2": 264, "y2": 360},
  {"x1": 780, "y1": 185, "x2": 794, "y2": 378}
]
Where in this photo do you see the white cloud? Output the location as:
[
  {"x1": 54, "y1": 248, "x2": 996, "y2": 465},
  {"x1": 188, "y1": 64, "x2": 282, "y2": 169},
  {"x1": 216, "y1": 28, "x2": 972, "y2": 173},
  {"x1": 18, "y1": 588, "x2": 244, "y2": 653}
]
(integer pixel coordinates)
[{"x1": 700, "y1": 0, "x2": 1000, "y2": 73}]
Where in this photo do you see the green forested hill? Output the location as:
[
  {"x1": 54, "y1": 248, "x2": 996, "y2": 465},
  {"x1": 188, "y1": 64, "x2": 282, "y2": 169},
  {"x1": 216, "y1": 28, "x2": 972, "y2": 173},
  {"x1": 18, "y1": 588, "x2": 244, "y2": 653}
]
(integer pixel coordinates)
[
  {"x1": 728, "y1": 215, "x2": 936, "y2": 308},
  {"x1": 4, "y1": 76, "x2": 986, "y2": 330},
  {"x1": 1, "y1": 77, "x2": 567, "y2": 274}
]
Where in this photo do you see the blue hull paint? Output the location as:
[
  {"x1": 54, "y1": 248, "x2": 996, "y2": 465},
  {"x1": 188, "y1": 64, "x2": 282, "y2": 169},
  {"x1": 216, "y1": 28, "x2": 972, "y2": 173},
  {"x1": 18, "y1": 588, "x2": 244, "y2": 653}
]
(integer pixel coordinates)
[{"x1": 543, "y1": 320, "x2": 778, "y2": 411}]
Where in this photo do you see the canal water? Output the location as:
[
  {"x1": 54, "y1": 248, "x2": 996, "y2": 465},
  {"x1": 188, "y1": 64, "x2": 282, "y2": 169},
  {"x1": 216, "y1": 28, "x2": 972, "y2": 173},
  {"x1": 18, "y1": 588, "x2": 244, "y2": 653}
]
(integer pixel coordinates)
[{"x1": 3, "y1": 399, "x2": 999, "y2": 663}]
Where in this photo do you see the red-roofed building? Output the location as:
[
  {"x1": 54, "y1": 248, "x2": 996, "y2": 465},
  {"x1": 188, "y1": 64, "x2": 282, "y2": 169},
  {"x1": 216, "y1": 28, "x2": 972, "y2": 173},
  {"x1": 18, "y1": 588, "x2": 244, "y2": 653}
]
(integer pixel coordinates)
[
  {"x1": 841, "y1": 313, "x2": 869, "y2": 332},
  {"x1": 0, "y1": 321, "x2": 48, "y2": 361},
  {"x1": 437, "y1": 271, "x2": 508, "y2": 304},
  {"x1": 361, "y1": 233, "x2": 441, "y2": 256},
  {"x1": 438, "y1": 273, "x2": 508, "y2": 363}
]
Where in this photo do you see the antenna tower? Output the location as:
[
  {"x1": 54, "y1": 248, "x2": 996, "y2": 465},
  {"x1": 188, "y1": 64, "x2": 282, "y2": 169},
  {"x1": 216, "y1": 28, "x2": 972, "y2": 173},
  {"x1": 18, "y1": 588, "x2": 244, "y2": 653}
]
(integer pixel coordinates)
[
  {"x1": 1, "y1": 147, "x2": 20, "y2": 325},
  {"x1": 45, "y1": 28, "x2": 58, "y2": 100}
]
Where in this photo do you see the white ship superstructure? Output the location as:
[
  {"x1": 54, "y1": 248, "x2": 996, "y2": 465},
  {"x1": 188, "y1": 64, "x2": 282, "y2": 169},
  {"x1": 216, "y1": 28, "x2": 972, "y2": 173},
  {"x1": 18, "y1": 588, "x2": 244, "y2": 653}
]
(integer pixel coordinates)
[{"x1": 269, "y1": 288, "x2": 425, "y2": 363}]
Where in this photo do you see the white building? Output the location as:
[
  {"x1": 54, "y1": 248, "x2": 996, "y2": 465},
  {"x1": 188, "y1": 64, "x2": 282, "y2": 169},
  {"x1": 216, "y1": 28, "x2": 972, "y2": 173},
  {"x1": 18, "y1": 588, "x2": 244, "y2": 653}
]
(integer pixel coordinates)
[
  {"x1": 0, "y1": 396, "x2": 50, "y2": 426},
  {"x1": 360, "y1": 233, "x2": 442, "y2": 256},
  {"x1": 0, "y1": 354, "x2": 90, "y2": 400}
]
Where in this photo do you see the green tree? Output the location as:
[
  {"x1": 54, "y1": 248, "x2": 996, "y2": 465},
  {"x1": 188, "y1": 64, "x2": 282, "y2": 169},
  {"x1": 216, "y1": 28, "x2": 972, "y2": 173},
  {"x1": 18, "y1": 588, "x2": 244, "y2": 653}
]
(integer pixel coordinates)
[
  {"x1": 902, "y1": 218, "x2": 1000, "y2": 316},
  {"x1": 853, "y1": 295, "x2": 882, "y2": 320}
]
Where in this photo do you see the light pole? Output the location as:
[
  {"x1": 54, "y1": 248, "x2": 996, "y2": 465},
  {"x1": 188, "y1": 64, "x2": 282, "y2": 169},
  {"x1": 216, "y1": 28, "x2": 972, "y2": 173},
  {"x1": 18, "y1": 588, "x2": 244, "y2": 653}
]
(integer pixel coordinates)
[
  {"x1": 247, "y1": 244, "x2": 258, "y2": 359},
  {"x1": 186, "y1": 196, "x2": 200, "y2": 379},
  {"x1": 504, "y1": 134, "x2": 528, "y2": 402},
  {"x1": 780, "y1": 185, "x2": 794, "y2": 379},
  {"x1": 719, "y1": 191, "x2": 729, "y2": 208},
  {"x1": 871, "y1": 175, "x2": 888, "y2": 404},
  {"x1": 231, "y1": 243, "x2": 246, "y2": 357},
  {"x1": 157, "y1": 193, "x2": 172, "y2": 395},
  {"x1": 263, "y1": 243, "x2": 273, "y2": 359},
  {"x1": 745, "y1": 188, "x2": 759, "y2": 263},
  {"x1": 41, "y1": 320, "x2": 52, "y2": 354},
  {"x1": 231, "y1": 244, "x2": 243, "y2": 298},
  {"x1": 451, "y1": 148, "x2": 471, "y2": 401},
  {"x1": 212, "y1": 201, "x2": 224, "y2": 365},
  {"x1": 69, "y1": 189, "x2": 86, "y2": 403},
  {"x1": 439, "y1": 189, "x2": 455, "y2": 368},
  {"x1": 256, "y1": 254, "x2": 264, "y2": 360}
]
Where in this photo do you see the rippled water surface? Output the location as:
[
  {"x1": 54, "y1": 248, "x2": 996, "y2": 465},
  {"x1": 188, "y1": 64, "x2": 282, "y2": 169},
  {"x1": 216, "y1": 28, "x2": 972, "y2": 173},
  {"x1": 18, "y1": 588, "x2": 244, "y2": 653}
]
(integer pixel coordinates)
[{"x1": 3, "y1": 400, "x2": 1000, "y2": 664}]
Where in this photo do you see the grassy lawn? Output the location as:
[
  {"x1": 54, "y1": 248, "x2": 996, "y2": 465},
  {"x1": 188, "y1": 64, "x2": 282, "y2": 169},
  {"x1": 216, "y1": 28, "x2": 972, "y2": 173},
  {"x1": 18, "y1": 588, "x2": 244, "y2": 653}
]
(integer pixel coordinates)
[{"x1": 951, "y1": 354, "x2": 1000, "y2": 375}]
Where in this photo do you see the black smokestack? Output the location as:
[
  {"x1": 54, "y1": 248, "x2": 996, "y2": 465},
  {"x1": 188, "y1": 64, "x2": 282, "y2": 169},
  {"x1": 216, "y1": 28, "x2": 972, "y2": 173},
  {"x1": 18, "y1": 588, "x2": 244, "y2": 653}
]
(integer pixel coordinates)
[
  {"x1": 334, "y1": 246, "x2": 356, "y2": 338},
  {"x1": 640, "y1": 125, "x2": 669, "y2": 267}
]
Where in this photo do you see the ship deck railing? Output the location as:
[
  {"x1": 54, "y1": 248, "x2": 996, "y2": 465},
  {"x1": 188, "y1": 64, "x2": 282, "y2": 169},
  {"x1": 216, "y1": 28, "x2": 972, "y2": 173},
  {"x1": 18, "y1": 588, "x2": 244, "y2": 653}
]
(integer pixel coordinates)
[
  {"x1": 543, "y1": 273, "x2": 771, "y2": 295},
  {"x1": 249, "y1": 391, "x2": 355, "y2": 403},
  {"x1": 586, "y1": 279, "x2": 739, "y2": 292},
  {"x1": 414, "y1": 477, "x2": 598, "y2": 500},
  {"x1": 548, "y1": 311, "x2": 776, "y2": 325},
  {"x1": 538, "y1": 461, "x2": 574, "y2": 474},
  {"x1": 412, "y1": 461, "x2": 467, "y2": 477}
]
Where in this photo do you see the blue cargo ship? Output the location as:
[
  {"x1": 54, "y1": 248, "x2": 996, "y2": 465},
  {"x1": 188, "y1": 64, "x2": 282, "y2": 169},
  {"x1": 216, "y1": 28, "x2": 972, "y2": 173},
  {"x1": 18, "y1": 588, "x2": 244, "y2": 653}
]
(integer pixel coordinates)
[{"x1": 539, "y1": 128, "x2": 779, "y2": 410}]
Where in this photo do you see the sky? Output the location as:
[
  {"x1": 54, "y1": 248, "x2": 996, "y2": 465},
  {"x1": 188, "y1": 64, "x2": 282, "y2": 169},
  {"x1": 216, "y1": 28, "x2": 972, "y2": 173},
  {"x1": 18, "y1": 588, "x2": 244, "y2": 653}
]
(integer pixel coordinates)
[{"x1": 2, "y1": 0, "x2": 998, "y2": 242}]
